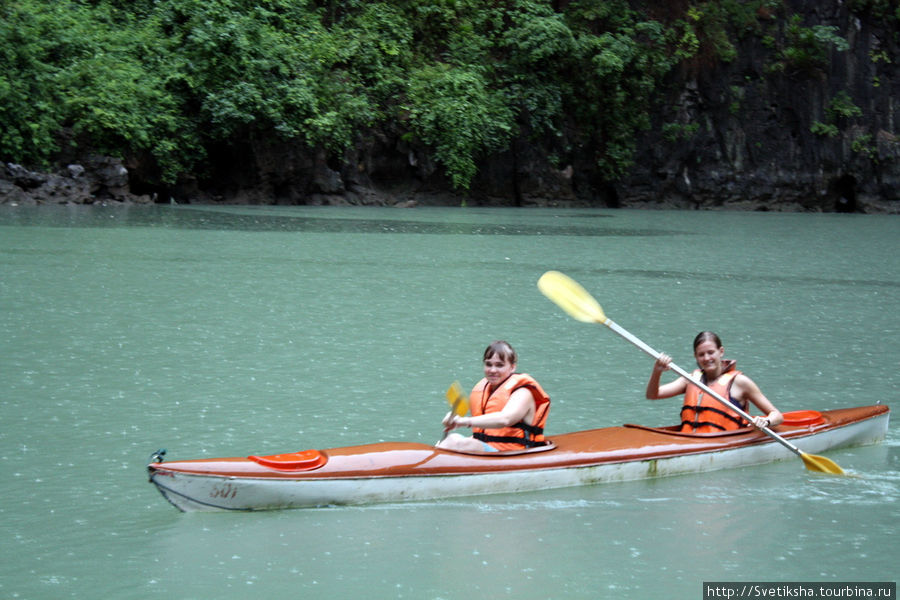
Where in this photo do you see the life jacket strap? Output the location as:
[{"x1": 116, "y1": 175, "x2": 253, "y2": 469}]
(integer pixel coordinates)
[
  {"x1": 473, "y1": 431, "x2": 548, "y2": 448},
  {"x1": 681, "y1": 404, "x2": 747, "y2": 430},
  {"x1": 519, "y1": 422, "x2": 544, "y2": 436}
]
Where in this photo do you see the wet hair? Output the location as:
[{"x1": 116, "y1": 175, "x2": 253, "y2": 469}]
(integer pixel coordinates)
[
  {"x1": 483, "y1": 340, "x2": 517, "y2": 365},
  {"x1": 693, "y1": 331, "x2": 723, "y2": 350}
]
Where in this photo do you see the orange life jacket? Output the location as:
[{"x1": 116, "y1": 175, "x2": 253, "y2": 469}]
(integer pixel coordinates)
[
  {"x1": 680, "y1": 361, "x2": 747, "y2": 433},
  {"x1": 470, "y1": 373, "x2": 550, "y2": 451}
]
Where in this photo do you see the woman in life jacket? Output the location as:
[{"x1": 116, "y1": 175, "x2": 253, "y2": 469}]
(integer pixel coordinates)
[
  {"x1": 438, "y1": 340, "x2": 550, "y2": 452},
  {"x1": 645, "y1": 332, "x2": 783, "y2": 433}
]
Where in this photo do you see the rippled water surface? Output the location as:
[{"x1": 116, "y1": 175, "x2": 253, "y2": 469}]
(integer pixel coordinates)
[{"x1": 1, "y1": 205, "x2": 897, "y2": 599}]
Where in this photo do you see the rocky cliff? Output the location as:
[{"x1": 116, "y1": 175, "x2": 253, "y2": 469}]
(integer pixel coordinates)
[
  {"x1": 617, "y1": 0, "x2": 899, "y2": 213},
  {"x1": 2, "y1": 1, "x2": 897, "y2": 213}
]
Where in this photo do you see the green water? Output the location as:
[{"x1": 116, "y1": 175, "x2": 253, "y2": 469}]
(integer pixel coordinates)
[{"x1": 1, "y1": 205, "x2": 897, "y2": 599}]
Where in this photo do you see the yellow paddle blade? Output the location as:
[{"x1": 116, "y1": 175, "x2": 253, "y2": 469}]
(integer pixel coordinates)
[
  {"x1": 537, "y1": 271, "x2": 607, "y2": 323},
  {"x1": 800, "y1": 452, "x2": 845, "y2": 475},
  {"x1": 445, "y1": 381, "x2": 469, "y2": 416}
]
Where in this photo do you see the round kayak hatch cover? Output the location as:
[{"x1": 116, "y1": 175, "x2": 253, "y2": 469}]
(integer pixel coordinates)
[
  {"x1": 248, "y1": 449, "x2": 327, "y2": 471},
  {"x1": 781, "y1": 410, "x2": 825, "y2": 426}
]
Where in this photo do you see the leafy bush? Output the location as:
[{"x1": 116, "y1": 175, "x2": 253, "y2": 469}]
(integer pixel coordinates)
[
  {"x1": 827, "y1": 91, "x2": 863, "y2": 120},
  {"x1": 406, "y1": 64, "x2": 514, "y2": 189},
  {"x1": 811, "y1": 91, "x2": 863, "y2": 139},
  {"x1": 770, "y1": 15, "x2": 849, "y2": 74},
  {"x1": 0, "y1": 1, "x2": 96, "y2": 164}
]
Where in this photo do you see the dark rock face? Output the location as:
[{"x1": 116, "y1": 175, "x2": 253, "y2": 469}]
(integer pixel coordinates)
[{"x1": 617, "y1": 3, "x2": 899, "y2": 213}]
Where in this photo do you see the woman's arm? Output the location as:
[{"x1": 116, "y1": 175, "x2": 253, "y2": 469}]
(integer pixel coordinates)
[
  {"x1": 449, "y1": 388, "x2": 535, "y2": 430},
  {"x1": 646, "y1": 354, "x2": 688, "y2": 400},
  {"x1": 735, "y1": 374, "x2": 783, "y2": 427}
]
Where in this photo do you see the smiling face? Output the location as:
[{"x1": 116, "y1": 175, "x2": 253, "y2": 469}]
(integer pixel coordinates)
[
  {"x1": 693, "y1": 340, "x2": 725, "y2": 376},
  {"x1": 483, "y1": 352, "x2": 516, "y2": 390}
]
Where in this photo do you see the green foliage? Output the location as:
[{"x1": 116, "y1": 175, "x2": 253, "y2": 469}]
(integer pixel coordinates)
[
  {"x1": 0, "y1": 1, "x2": 199, "y2": 178},
  {"x1": 0, "y1": 0, "x2": 734, "y2": 189},
  {"x1": 770, "y1": 15, "x2": 850, "y2": 74},
  {"x1": 868, "y1": 48, "x2": 891, "y2": 64},
  {"x1": 827, "y1": 91, "x2": 863, "y2": 120},
  {"x1": 500, "y1": 7, "x2": 577, "y2": 70},
  {"x1": 847, "y1": 0, "x2": 900, "y2": 27},
  {"x1": 406, "y1": 64, "x2": 514, "y2": 189},
  {"x1": 675, "y1": 4, "x2": 738, "y2": 63},
  {"x1": 810, "y1": 121, "x2": 839, "y2": 137},
  {"x1": 810, "y1": 91, "x2": 863, "y2": 138},
  {"x1": 2, "y1": 0, "x2": 884, "y2": 194},
  {"x1": 563, "y1": 11, "x2": 676, "y2": 179},
  {"x1": 850, "y1": 133, "x2": 877, "y2": 160},
  {"x1": 0, "y1": 3, "x2": 65, "y2": 163},
  {"x1": 157, "y1": 0, "x2": 356, "y2": 142},
  {"x1": 719, "y1": 0, "x2": 781, "y2": 37}
]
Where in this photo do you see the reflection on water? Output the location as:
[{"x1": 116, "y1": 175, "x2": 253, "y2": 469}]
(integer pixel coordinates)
[
  {"x1": 0, "y1": 205, "x2": 897, "y2": 599},
  {"x1": 557, "y1": 265, "x2": 899, "y2": 290},
  {"x1": 1, "y1": 204, "x2": 684, "y2": 237}
]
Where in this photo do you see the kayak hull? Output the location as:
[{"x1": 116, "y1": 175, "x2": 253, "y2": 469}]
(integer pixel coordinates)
[{"x1": 148, "y1": 405, "x2": 889, "y2": 512}]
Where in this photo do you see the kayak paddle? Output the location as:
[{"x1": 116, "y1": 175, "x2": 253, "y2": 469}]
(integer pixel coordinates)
[
  {"x1": 441, "y1": 381, "x2": 470, "y2": 441},
  {"x1": 537, "y1": 270, "x2": 845, "y2": 476}
]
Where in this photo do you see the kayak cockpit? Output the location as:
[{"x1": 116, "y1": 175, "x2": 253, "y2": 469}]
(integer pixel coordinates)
[
  {"x1": 437, "y1": 441, "x2": 557, "y2": 457},
  {"x1": 624, "y1": 409, "x2": 829, "y2": 438}
]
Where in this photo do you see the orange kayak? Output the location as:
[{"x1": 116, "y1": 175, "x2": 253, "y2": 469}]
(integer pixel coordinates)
[{"x1": 148, "y1": 405, "x2": 889, "y2": 512}]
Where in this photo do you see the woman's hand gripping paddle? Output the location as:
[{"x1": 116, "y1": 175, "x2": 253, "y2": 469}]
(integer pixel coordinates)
[
  {"x1": 537, "y1": 270, "x2": 845, "y2": 475},
  {"x1": 441, "y1": 382, "x2": 470, "y2": 441}
]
